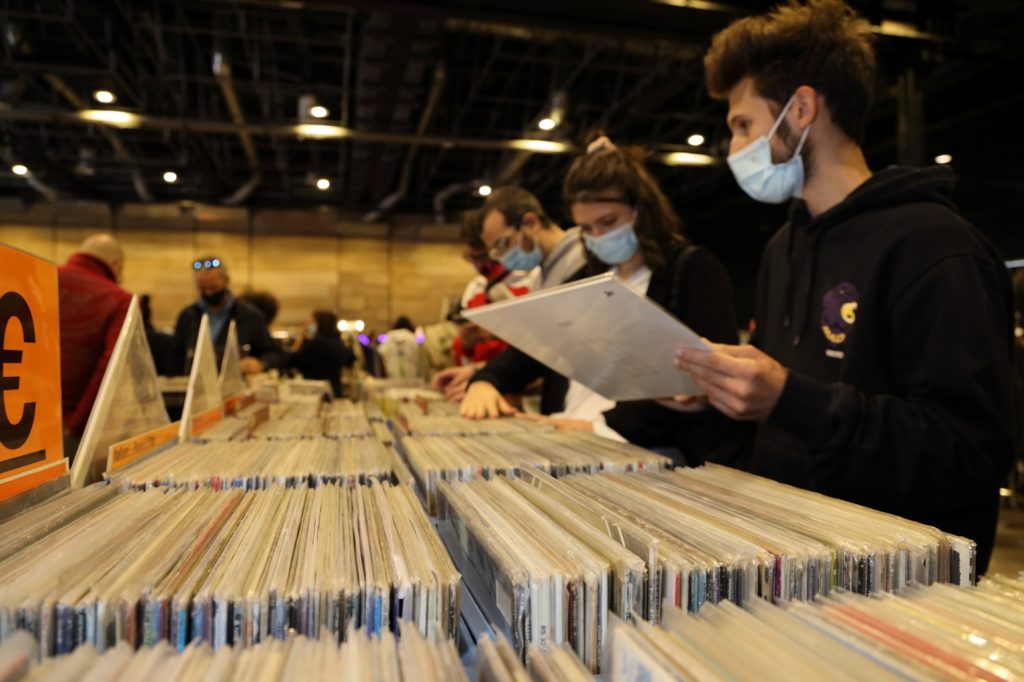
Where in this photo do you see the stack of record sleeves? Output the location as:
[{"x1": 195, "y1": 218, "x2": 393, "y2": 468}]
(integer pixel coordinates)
[
  {"x1": 0, "y1": 483, "x2": 458, "y2": 657},
  {"x1": 402, "y1": 431, "x2": 669, "y2": 514},
  {"x1": 109, "y1": 438, "x2": 399, "y2": 490},
  {"x1": 438, "y1": 464, "x2": 976, "y2": 666}
]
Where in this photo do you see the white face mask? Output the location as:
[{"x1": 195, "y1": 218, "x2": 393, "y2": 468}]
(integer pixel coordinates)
[{"x1": 726, "y1": 94, "x2": 811, "y2": 204}]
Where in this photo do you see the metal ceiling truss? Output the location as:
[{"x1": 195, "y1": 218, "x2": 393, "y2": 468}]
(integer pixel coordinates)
[{"x1": 0, "y1": 0, "x2": 1018, "y2": 222}]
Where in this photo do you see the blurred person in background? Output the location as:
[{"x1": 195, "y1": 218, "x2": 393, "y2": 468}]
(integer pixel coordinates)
[
  {"x1": 166, "y1": 256, "x2": 286, "y2": 376},
  {"x1": 239, "y1": 290, "x2": 280, "y2": 327},
  {"x1": 452, "y1": 208, "x2": 534, "y2": 367},
  {"x1": 431, "y1": 186, "x2": 586, "y2": 399},
  {"x1": 377, "y1": 316, "x2": 423, "y2": 379},
  {"x1": 289, "y1": 310, "x2": 355, "y2": 397},
  {"x1": 57, "y1": 233, "x2": 131, "y2": 461}
]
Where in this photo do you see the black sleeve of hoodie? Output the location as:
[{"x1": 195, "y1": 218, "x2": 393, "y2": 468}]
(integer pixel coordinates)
[
  {"x1": 469, "y1": 344, "x2": 549, "y2": 395},
  {"x1": 605, "y1": 247, "x2": 754, "y2": 463},
  {"x1": 767, "y1": 254, "x2": 1015, "y2": 512}
]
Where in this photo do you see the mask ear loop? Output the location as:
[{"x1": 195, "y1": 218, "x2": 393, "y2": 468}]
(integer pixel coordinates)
[
  {"x1": 768, "y1": 94, "x2": 812, "y2": 160},
  {"x1": 767, "y1": 94, "x2": 797, "y2": 141}
]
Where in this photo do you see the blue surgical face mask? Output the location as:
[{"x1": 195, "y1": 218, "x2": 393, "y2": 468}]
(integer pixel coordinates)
[
  {"x1": 584, "y1": 219, "x2": 639, "y2": 265},
  {"x1": 498, "y1": 235, "x2": 543, "y2": 272},
  {"x1": 727, "y1": 94, "x2": 811, "y2": 204}
]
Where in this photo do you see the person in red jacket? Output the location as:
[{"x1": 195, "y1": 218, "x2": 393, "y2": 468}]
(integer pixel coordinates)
[{"x1": 58, "y1": 234, "x2": 131, "y2": 461}]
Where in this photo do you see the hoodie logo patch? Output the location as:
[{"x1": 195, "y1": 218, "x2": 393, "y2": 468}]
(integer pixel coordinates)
[{"x1": 821, "y1": 283, "x2": 859, "y2": 358}]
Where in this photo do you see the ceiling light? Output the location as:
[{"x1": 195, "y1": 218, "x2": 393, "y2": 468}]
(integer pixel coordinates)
[
  {"x1": 338, "y1": 320, "x2": 349, "y2": 332},
  {"x1": 538, "y1": 117, "x2": 556, "y2": 131},
  {"x1": 93, "y1": 89, "x2": 116, "y2": 104},
  {"x1": 687, "y1": 133, "x2": 706, "y2": 147},
  {"x1": 478, "y1": 184, "x2": 492, "y2": 197},
  {"x1": 316, "y1": 177, "x2": 330, "y2": 190},
  {"x1": 508, "y1": 139, "x2": 570, "y2": 154},
  {"x1": 309, "y1": 105, "x2": 329, "y2": 119},
  {"x1": 163, "y1": 170, "x2": 178, "y2": 183},
  {"x1": 78, "y1": 109, "x2": 141, "y2": 128},
  {"x1": 934, "y1": 153, "x2": 952, "y2": 165},
  {"x1": 294, "y1": 123, "x2": 349, "y2": 139},
  {"x1": 354, "y1": 320, "x2": 365, "y2": 332},
  {"x1": 661, "y1": 151, "x2": 717, "y2": 167},
  {"x1": 11, "y1": 164, "x2": 28, "y2": 176}
]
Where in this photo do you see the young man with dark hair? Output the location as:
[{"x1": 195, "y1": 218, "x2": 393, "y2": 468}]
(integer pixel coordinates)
[
  {"x1": 431, "y1": 186, "x2": 587, "y2": 408},
  {"x1": 674, "y1": 0, "x2": 1014, "y2": 573}
]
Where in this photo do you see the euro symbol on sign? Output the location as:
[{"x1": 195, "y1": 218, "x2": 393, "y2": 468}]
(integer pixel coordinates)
[{"x1": 0, "y1": 291, "x2": 36, "y2": 450}]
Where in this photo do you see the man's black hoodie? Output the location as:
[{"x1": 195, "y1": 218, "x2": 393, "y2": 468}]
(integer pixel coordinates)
[{"x1": 745, "y1": 165, "x2": 1014, "y2": 573}]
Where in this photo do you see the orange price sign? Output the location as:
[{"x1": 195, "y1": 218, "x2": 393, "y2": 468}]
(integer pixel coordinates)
[{"x1": 1, "y1": 244, "x2": 67, "y2": 501}]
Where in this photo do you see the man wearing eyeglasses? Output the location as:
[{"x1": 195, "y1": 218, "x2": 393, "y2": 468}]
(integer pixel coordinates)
[
  {"x1": 166, "y1": 256, "x2": 286, "y2": 377},
  {"x1": 431, "y1": 186, "x2": 587, "y2": 407}
]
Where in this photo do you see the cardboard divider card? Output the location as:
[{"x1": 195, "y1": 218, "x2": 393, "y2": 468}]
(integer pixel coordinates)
[
  {"x1": 70, "y1": 296, "x2": 171, "y2": 487},
  {"x1": 219, "y1": 319, "x2": 248, "y2": 399},
  {"x1": 0, "y1": 244, "x2": 68, "y2": 502},
  {"x1": 464, "y1": 273, "x2": 709, "y2": 401},
  {"x1": 179, "y1": 314, "x2": 224, "y2": 440}
]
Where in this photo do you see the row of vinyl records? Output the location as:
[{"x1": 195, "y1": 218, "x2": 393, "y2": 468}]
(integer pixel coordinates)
[
  {"x1": 106, "y1": 425, "x2": 667, "y2": 498},
  {"x1": 0, "y1": 484, "x2": 460, "y2": 658},
  {"x1": 199, "y1": 411, "x2": 374, "y2": 442},
  {"x1": 107, "y1": 439, "x2": 410, "y2": 491},
  {"x1": 437, "y1": 465, "x2": 975, "y2": 672},
  {"x1": 2, "y1": 575, "x2": 1019, "y2": 681},
  {"x1": 398, "y1": 431, "x2": 671, "y2": 514}
]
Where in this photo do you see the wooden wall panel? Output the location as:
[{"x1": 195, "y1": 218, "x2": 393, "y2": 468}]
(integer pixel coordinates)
[
  {"x1": 251, "y1": 235, "x2": 338, "y2": 328},
  {"x1": 117, "y1": 230, "x2": 195, "y2": 328},
  {"x1": 389, "y1": 241, "x2": 474, "y2": 328},
  {"x1": 1, "y1": 226, "x2": 55, "y2": 262},
  {"x1": 2, "y1": 209, "x2": 469, "y2": 336}
]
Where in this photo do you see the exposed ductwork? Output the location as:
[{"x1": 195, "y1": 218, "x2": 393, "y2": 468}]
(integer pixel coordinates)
[
  {"x1": 212, "y1": 52, "x2": 263, "y2": 205},
  {"x1": 363, "y1": 62, "x2": 446, "y2": 222}
]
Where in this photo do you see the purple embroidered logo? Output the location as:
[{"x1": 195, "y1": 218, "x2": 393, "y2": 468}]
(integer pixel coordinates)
[{"x1": 821, "y1": 282, "x2": 859, "y2": 349}]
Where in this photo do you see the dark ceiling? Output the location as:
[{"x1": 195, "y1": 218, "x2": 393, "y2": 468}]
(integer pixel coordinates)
[{"x1": 1, "y1": 0, "x2": 1023, "y2": 316}]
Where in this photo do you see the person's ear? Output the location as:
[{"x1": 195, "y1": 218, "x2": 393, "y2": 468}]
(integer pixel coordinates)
[
  {"x1": 792, "y1": 84, "x2": 819, "y2": 131},
  {"x1": 520, "y1": 211, "x2": 541, "y2": 235}
]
